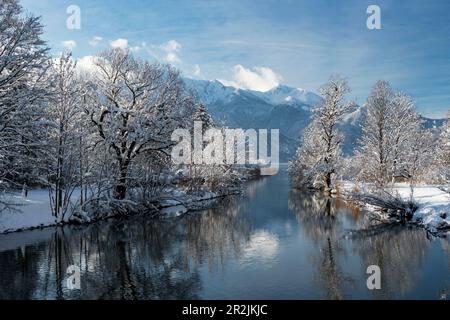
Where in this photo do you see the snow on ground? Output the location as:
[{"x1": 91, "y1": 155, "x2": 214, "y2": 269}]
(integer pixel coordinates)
[
  {"x1": 392, "y1": 183, "x2": 450, "y2": 232},
  {"x1": 0, "y1": 189, "x2": 57, "y2": 234},
  {"x1": 343, "y1": 182, "x2": 450, "y2": 234},
  {"x1": 0, "y1": 187, "x2": 224, "y2": 234}
]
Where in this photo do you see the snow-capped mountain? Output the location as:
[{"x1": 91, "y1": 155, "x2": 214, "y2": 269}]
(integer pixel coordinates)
[
  {"x1": 184, "y1": 78, "x2": 316, "y2": 160},
  {"x1": 184, "y1": 78, "x2": 445, "y2": 161},
  {"x1": 251, "y1": 84, "x2": 323, "y2": 108},
  {"x1": 184, "y1": 79, "x2": 238, "y2": 106},
  {"x1": 184, "y1": 78, "x2": 322, "y2": 108}
]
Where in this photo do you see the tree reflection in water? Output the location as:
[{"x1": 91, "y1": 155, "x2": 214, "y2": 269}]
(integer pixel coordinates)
[
  {"x1": 351, "y1": 225, "x2": 430, "y2": 298},
  {"x1": 289, "y1": 190, "x2": 355, "y2": 299},
  {"x1": 0, "y1": 196, "x2": 252, "y2": 299},
  {"x1": 0, "y1": 242, "x2": 47, "y2": 299},
  {"x1": 289, "y1": 189, "x2": 434, "y2": 299}
]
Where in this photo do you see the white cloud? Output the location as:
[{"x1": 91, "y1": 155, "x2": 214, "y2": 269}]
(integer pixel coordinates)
[
  {"x1": 161, "y1": 40, "x2": 181, "y2": 53},
  {"x1": 130, "y1": 46, "x2": 141, "y2": 53},
  {"x1": 219, "y1": 65, "x2": 282, "y2": 92},
  {"x1": 89, "y1": 36, "x2": 103, "y2": 47},
  {"x1": 160, "y1": 40, "x2": 182, "y2": 64},
  {"x1": 110, "y1": 38, "x2": 128, "y2": 49},
  {"x1": 138, "y1": 40, "x2": 182, "y2": 64},
  {"x1": 193, "y1": 64, "x2": 201, "y2": 76},
  {"x1": 61, "y1": 40, "x2": 77, "y2": 50},
  {"x1": 165, "y1": 52, "x2": 181, "y2": 63},
  {"x1": 76, "y1": 55, "x2": 100, "y2": 75},
  {"x1": 128, "y1": 42, "x2": 147, "y2": 53}
]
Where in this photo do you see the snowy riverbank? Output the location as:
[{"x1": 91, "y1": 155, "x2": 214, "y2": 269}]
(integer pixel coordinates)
[
  {"x1": 342, "y1": 182, "x2": 450, "y2": 235},
  {"x1": 0, "y1": 187, "x2": 239, "y2": 234},
  {"x1": 0, "y1": 190, "x2": 56, "y2": 234}
]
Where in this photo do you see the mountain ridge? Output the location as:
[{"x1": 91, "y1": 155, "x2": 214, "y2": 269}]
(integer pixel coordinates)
[{"x1": 184, "y1": 78, "x2": 446, "y2": 161}]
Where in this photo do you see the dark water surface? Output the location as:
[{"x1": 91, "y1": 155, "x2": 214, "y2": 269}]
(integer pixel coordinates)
[{"x1": 0, "y1": 167, "x2": 449, "y2": 299}]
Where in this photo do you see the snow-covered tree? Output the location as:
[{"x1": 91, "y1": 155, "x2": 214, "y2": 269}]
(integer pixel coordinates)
[
  {"x1": 289, "y1": 76, "x2": 354, "y2": 193},
  {"x1": 194, "y1": 103, "x2": 214, "y2": 131},
  {"x1": 0, "y1": 0, "x2": 49, "y2": 189},
  {"x1": 177, "y1": 104, "x2": 242, "y2": 195},
  {"x1": 289, "y1": 121, "x2": 326, "y2": 189},
  {"x1": 435, "y1": 114, "x2": 450, "y2": 183},
  {"x1": 355, "y1": 81, "x2": 393, "y2": 186},
  {"x1": 388, "y1": 92, "x2": 431, "y2": 182},
  {"x1": 44, "y1": 53, "x2": 84, "y2": 220},
  {"x1": 405, "y1": 123, "x2": 433, "y2": 183},
  {"x1": 86, "y1": 49, "x2": 195, "y2": 200},
  {"x1": 356, "y1": 81, "x2": 430, "y2": 186}
]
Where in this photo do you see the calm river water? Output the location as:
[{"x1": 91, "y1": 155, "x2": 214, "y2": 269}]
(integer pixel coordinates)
[{"x1": 0, "y1": 167, "x2": 449, "y2": 299}]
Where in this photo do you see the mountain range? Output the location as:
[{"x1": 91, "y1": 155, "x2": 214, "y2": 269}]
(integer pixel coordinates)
[{"x1": 184, "y1": 78, "x2": 446, "y2": 161}]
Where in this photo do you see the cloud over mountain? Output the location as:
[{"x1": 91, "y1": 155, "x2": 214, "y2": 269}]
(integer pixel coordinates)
[{"x1": 219, "y1": 65, "x2": 282, "y2": 92}]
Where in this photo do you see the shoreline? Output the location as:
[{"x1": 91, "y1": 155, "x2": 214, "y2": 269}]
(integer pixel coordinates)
[
  {"x1": 0, "y1": 167, "x2": 264, "y2": 236},
  {"x1": 0, "y1": 189, "x2": 243, "y2": 236},
  {"x1": 339, "y1": 182, "x2": 450, "y2": 237}
]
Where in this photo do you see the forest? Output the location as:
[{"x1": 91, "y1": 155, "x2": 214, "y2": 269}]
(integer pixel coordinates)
[{"x1": 0, "y1": 0, "x2": 251, "y2": 231}]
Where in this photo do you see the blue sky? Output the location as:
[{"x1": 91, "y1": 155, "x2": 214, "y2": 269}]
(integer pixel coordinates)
[{"x1": 21, "y1": 0, "x2": 450, "y2": 118}]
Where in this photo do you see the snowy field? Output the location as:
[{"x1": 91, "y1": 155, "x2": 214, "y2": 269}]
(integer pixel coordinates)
[
  {"x1": 393, "y1": 184, "x2": 450, "y2": 232},
  {"x1": 0, "y1": 190, "x2": 57, "y2": 234}
]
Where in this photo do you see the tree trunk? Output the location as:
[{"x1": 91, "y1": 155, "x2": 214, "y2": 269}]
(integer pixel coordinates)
[
  {"x1": 114, "y1": 163, "x2": 129, "y2": 200},
  {"x1": 325, "y1": 172, "x2": 332, "y2": 194}
]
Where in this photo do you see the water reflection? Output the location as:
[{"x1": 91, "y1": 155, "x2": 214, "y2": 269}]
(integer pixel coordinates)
[
  {"x1": 0, "y1": 198, "x2": 253, "y2": 299},
  {"x1": 350, "y1": 224, "x2": 434, "y2": 299},
  {"x1": 288, "y1": 188, "x2": 447, "y2": 299},
  {"x1": 0, "y1": 171, "x2": 448, "y2": 300},
  {"x1": 289, "y1": 190, "x2": 356, "y2": 299}
]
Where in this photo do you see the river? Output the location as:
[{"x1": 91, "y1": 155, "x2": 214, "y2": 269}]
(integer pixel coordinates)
[{"x1": 0, "y1": 167, "x2": 448, "y2": 299}]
